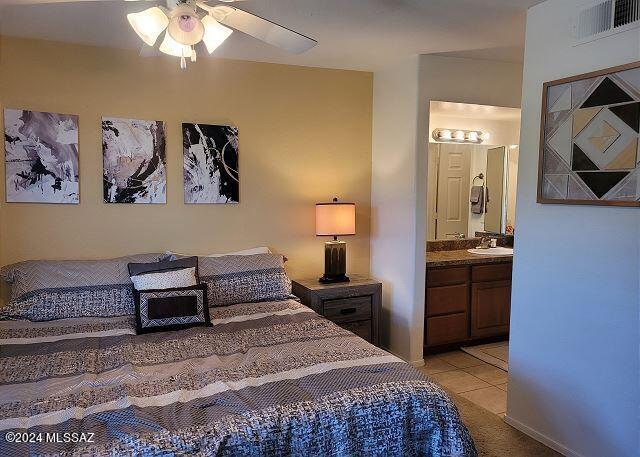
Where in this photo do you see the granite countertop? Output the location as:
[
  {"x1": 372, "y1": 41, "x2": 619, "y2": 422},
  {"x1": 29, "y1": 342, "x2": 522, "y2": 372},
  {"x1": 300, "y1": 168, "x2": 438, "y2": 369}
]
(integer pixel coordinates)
[{"x1": 427, "y1": 249, "x2": 514, "y2": 268}]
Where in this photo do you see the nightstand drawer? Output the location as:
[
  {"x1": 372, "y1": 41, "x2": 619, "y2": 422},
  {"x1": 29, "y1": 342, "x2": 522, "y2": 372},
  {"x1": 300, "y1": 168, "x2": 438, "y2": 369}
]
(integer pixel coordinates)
[
  {"x1": 324, "y1": 296, "x2": 372, "y2": 323},
  {"x1": 339, "y1": 320, "x2": 372, "y2": 342}
]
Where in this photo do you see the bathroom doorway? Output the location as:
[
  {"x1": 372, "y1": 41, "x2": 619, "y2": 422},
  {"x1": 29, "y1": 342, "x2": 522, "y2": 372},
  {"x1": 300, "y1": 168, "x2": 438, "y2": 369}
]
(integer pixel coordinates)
[{"x1": 424, "y1": 101, "x2": 521, "y2": 414}]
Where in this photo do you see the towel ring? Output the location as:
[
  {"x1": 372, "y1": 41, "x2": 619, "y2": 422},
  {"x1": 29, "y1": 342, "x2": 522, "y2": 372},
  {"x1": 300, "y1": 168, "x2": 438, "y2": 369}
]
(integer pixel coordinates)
[{"x1": 472, "y1": 173, "x2": 484, "y2": 186}]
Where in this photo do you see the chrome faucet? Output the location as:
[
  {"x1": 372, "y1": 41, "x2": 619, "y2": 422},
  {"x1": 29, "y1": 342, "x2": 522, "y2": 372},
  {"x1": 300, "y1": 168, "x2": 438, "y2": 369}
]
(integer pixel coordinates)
[{"x1": 478, "y1": 237, "x2": 492, "y2": 249}]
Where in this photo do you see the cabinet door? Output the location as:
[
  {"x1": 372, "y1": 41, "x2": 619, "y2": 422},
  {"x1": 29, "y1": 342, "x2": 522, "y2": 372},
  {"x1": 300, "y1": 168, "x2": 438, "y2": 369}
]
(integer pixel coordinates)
[
  {"x1": 471, "y1": 280, "x2": 511, "y2": 338},
  {"x1": 426, "y1": 313, "x2": 468, "y2": 346}
]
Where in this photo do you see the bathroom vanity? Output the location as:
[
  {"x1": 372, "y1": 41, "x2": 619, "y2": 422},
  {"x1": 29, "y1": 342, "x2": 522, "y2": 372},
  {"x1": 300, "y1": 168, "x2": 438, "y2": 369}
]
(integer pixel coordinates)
[{"x1": 424, "y1": 241, "x2": 513, "y2": 355}]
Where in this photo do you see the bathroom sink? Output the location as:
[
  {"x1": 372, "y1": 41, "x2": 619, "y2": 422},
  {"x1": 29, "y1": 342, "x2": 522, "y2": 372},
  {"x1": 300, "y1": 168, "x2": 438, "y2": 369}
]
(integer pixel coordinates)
[{"x1": 467, "y1": 247, "x2": 514, "y2": 256}]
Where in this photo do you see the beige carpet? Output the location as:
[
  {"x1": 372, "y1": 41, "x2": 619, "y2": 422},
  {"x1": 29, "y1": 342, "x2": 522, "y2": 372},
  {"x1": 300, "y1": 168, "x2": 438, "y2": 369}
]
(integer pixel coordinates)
[
  {"x1": 453, "y1": 394, "x2": 560, "y2": 457},
  {"x1": 461, "y1": 342, "x2": 509, "y2": 371}
]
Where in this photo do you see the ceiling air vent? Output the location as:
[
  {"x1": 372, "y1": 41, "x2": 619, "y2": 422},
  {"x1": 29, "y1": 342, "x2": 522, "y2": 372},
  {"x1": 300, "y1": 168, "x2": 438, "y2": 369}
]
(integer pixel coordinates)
[
  {"x1": 614, "y1": 0, "x2": 640, "y2": 27},
  {"x1": 575, "y1": 0, "x2": 640, "y2": 44}
]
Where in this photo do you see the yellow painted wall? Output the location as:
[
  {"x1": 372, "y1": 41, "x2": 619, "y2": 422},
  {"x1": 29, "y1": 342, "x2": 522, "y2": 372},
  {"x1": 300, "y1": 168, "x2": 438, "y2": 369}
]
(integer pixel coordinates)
[{"x1": 0, "y1": 37, "x2": 373, "y2": 290}]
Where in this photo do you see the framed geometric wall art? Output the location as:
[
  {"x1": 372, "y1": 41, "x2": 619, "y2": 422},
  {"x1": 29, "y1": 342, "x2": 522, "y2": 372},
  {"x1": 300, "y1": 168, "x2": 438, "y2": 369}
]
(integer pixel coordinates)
[
  {"x1": 4, "y1": 109, "x2": 79, "y2": 204},
  {"x1": 538, "y1": 61, "x2": 640, "y2": 206},
  {"x1": 182, "y1": 123, "x2": 239, "y2": 204},
  {"x1": 102, "y1": 117, "x2": 167, "y2": 204}
]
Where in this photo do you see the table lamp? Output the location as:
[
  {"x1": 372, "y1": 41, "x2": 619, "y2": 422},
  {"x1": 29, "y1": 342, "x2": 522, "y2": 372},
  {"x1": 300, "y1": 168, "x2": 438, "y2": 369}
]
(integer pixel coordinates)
[{"x1": 316, "y1": 197, "x2": 356, "y2": 284}]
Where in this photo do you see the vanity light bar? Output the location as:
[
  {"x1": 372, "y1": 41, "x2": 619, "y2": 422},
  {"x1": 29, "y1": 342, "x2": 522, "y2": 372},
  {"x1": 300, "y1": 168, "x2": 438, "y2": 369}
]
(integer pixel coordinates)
[{"x1": 432, "y1": 128, "x2": 487, "y2": 144}]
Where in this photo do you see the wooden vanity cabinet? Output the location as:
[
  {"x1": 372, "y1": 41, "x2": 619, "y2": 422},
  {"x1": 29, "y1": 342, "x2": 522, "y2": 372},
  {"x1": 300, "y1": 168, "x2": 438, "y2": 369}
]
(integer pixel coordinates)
[
  {"x1": 424, "y1": 262, "x2": 511, "y2": 353},
  {"x1": 425, "y1": 267, "x2": 469, "y2": 347},
  {"x1": 470, "y1": 264, "x2": 511, "y2": 338}
]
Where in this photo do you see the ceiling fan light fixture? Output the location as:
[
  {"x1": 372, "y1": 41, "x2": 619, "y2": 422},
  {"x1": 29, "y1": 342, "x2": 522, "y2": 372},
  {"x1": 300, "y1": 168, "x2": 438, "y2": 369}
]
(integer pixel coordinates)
[
  {"x1": 159, "y1": 30, "x2": 193, "y2": 58},
  {"x1": 127, "y1": 7, "x2": 169, "y2": 47},
  {"x1": 201, "y1": 15, "x2": 233, "y2": 54},
  {"x1": 167, "y1": 4, "x2": 205, "y2": 46}
]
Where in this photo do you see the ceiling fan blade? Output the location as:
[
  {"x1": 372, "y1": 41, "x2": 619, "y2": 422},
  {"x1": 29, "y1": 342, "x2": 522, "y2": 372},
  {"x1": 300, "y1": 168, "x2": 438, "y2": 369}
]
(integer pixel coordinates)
[
  {"x1": 0, "y1": 0, "x2": 152, "y2": 5},
  {"x1": 214, "y1": 6, "x2": 317, "y2": 54}
]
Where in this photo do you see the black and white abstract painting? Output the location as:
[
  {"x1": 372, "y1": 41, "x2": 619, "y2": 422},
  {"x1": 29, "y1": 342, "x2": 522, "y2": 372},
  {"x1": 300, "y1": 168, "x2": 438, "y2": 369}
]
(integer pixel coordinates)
[
  {"x1": 183, "y1": 123, "x2": 239, "y2": 204},
  {"x1": 102, "y1": 117, "x2": 166, "y2": 204},
  {"x1": 4, "y1": 109, "x2": 79, "y2": 204}
]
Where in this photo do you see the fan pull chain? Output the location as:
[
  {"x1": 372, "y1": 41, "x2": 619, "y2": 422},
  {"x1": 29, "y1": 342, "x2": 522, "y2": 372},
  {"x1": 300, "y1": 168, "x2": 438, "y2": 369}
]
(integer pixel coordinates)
[{"x1": 180, "y1": 47, "x2": 187, "y2": 70}]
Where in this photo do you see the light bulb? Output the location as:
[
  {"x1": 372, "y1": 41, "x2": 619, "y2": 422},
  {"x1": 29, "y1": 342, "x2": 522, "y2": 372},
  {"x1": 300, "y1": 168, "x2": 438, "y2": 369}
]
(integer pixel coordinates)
[
  {"x1": 454, "y1": 130, "x2": 465, "y2": 141},
  {"x1": 466, "y1": 131, "x2": 479, "y2": 142},
  {"x1": 440, "y1": 129, "x2": 452, "y2": 140}
]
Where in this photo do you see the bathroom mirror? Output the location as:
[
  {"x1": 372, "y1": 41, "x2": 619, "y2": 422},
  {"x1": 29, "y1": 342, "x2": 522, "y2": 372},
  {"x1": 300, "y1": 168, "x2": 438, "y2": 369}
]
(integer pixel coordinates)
[{"x1": 427, "y1": 101, "x2": 521, "y2": 241}]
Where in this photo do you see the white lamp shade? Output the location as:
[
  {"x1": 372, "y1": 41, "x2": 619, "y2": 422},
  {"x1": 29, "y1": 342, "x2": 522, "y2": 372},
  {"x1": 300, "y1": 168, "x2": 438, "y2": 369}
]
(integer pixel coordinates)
[
  {"x1": 167, "y1": 6, "x2": 205, "y2": 46},
  {"x1": 159, "y1": 31, "x2": 192, "y2": 57},
  {"x1": 201, "y1": 15, "x2": 233, "y2": 54},
  {"x1": 127, "y1": 7, "x2": 169, "y2": 46},
  {"x1": 316, "y1": 202, "x2": 356, "y2": 236}
]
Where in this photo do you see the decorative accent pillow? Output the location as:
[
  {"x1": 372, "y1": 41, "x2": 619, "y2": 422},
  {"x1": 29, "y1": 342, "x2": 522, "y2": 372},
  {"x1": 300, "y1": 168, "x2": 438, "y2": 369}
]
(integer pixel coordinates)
[
  {"x1": 193, "y1": 253, "x2": 291, "y2": 307},
  {"x1": 134, "y1": 284, "x2": 210, "y2": 334},
  {"x1": 0, "y1": 253, "x2": 164, "y2": 322},
  {"x1": 131, "y1": 267, "x2": 198, "y2": 291},
  {"x1": 128, "y1": 256, "x2": 198, "y2": 277}
]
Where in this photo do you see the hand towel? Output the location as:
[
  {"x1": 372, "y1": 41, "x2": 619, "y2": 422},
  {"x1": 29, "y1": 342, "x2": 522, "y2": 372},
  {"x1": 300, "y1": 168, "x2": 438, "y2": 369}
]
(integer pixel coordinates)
[{"x1": 470, "y1": 186, "x2": 485, "y2": 214}]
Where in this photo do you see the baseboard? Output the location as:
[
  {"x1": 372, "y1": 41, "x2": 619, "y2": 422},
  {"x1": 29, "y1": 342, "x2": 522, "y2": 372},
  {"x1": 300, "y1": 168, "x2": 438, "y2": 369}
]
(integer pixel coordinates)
[
  {"x1": 503, "y1": 415, "x2": 583, "y2": 457},
  {"x1": 380, "y1": 346, "x2": 425, "y2": 368}
]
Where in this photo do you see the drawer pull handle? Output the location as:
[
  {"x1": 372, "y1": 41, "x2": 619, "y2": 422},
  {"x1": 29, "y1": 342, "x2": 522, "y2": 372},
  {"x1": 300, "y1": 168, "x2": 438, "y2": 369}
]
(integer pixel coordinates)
[{"x1": 340, "y1": 307, "x2": 357, "y2": 315}]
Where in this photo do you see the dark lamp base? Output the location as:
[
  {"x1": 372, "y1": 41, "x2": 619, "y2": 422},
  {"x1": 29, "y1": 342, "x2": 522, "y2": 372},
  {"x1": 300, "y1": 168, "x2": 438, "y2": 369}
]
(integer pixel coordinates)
[
  {"x1": 319, "y1": 274, "x2": 350, "y2": 284},
  {"x1": 319, "y1": 240, "x2": 350, "y2": 284}
]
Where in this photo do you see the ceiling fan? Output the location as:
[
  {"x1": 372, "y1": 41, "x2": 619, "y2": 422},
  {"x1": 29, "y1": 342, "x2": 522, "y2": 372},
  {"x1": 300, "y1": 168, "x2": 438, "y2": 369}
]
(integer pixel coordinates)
[{"x1": 2, "y1": 0, "x2": 318, "y2": 69}]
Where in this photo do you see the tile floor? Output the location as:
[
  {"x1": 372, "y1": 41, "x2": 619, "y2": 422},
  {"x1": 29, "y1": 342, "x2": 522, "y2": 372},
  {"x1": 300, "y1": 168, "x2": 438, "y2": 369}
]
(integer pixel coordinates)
[{"x1": 418, "y1": 350, "x2": 508, "y2": 417}]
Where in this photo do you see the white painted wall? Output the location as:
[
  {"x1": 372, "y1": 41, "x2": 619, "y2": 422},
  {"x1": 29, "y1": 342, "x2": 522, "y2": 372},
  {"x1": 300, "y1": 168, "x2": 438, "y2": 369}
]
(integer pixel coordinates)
[
  {"x1": 372, "y1": 55, "x2": 522, "y2": 363},
  {"x1": 419, "y1": 56, "x2": 523, "y2": 111},
  {"x1": 507, "y1": 1, "x2": 640, "y2": 456},
  {"x1": 370, "y1": 56, "x2": 424, "y2": 364}
]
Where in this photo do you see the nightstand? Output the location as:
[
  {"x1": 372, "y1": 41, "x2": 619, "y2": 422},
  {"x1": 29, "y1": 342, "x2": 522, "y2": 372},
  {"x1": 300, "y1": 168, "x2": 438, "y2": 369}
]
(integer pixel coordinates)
[{"x1": 292, "y1": 276, "x2": 381, "y2": 347}]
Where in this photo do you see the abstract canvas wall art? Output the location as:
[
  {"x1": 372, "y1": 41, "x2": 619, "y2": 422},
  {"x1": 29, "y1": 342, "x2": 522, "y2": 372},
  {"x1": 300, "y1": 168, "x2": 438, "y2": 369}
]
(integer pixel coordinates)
[
  {"x1": 4, "y1": 109, "x2": 79, "y2": 204},
  {"x1": 102, "y1": 117, "x2": 166, "y2": 204},
  {"x1": 183, "y1": 123, "x2": 239, "y2": 204},
  {"x1": 538, "y1": 62, "x2": 640, "y2": 206}
]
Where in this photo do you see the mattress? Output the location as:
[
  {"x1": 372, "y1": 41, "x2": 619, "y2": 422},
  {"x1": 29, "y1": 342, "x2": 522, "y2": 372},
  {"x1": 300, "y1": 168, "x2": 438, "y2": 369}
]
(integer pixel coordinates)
[{"x1": 0, "y1": 299, "x2": 476, "y2": 456}]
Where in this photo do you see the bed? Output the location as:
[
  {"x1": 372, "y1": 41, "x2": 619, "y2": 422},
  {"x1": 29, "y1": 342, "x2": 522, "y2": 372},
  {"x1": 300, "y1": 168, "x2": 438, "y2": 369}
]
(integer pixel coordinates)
[{"x1": 0, "y1": 254, "x2": 476, "y2": 456}]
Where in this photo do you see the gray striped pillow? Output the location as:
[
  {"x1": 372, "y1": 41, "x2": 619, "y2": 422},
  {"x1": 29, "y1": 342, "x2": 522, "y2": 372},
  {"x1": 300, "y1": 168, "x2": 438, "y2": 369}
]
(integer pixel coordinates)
[
  {"x1": 0, "y1": 253, "x2": 164, "y2": 321},
  {"x1": 183, "y1": 253, "x2": 291, "y2": 307}
]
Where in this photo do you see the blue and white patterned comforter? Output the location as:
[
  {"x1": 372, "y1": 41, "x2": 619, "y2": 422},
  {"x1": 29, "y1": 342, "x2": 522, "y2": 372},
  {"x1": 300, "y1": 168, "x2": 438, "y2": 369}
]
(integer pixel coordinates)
[{"x1": 0, "y1": 299, "x2": 477, "y2": 456}]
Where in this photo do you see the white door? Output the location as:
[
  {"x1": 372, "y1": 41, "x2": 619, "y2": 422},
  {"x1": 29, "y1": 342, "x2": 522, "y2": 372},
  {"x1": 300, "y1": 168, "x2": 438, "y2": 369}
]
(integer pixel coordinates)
[
  {"x1": 427, "y1": 143, "x2": 440, "y2": 241},
  {"x1": 436, "y1": 144, "x2": 471, "y2": 239}
]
